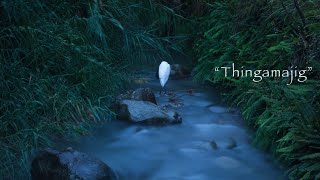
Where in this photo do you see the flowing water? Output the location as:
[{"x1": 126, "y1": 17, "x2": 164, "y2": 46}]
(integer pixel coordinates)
[{"x1": 69, "y1": 72, "x2": 286, "y2": 180}]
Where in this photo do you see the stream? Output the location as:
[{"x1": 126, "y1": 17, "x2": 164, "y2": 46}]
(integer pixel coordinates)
[{"x1": 69, "y1": 72, "x2": 286, "y2": 180}]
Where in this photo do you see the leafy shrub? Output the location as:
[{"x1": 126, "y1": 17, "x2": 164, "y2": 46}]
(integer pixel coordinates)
[
  {"x1": 0, "y1": 0, "x2": 179, "y2": 178},
  {"x1": 193, "y1": 0, "x2": 320, "y2": 179}
]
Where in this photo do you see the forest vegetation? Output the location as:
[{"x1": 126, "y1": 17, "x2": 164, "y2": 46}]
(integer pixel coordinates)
[
  {"x1": 193, "y1": 0, "x2": 320, "y2": 179},
  {"x1": 0, "y1": 0, "x2": 184, "y2": 178},
  {"x1": 1, "y1": 0, "x2": 319, "y2": 179}
]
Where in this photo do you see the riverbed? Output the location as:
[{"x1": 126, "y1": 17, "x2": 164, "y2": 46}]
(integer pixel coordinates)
[{"x1": 69, "y1": 72, "x2": 286, "y2": 180}]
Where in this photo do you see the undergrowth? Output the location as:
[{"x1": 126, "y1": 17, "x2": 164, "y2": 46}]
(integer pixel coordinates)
[
  {"x1": 0, "y1": 0, "x2": 187, "y2": 178},
  {"x1": 193, "y1": 0, "x2": 320, "y2": 179}
]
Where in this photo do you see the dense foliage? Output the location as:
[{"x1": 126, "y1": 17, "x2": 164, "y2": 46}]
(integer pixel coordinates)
[
  {"x1": 0, "y1": 0, "x2": 186, "y2": 178},
  {"x1": 2, "y1": 0, "x2": 319, "y2": 179},
  {"x1": 194, "y1": 0, "x2": 320, "y2": 179}
]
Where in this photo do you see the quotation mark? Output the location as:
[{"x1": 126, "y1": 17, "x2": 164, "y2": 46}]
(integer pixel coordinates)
[
  {"x1": 214, "y1": 67, "x2": 219, "y2": 71},
  {"x1": 307, "y1": 67, "x2": 312, "y2": 71}
]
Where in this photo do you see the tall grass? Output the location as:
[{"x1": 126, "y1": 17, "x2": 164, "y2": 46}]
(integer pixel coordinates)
[
  {"x1": 193, "y1": 0, "x2": 320, "y2": 179},
  {"x1": 0, "y1": 0, "x2": 184, "y2": 178}
]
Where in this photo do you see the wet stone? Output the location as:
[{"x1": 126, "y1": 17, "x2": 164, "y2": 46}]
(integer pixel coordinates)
[{"x1": 210, "y1": 140, "x2": 218, "y2": 150}]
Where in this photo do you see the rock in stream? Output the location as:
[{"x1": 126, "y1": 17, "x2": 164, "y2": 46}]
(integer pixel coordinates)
[
  {"x1": 31, "y1": 148, "x2": 117, "y2": 180},
  {"x1": 118, "y1": 100, "x2": 182, "y2": 125},
  {"x1": 111, "y1": 88, "x2": 157, "y2": 112}
]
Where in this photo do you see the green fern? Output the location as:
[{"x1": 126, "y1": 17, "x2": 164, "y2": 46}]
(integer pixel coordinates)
[{"x1": 193, "y1": 0, "x2": 320, "y2": 179}]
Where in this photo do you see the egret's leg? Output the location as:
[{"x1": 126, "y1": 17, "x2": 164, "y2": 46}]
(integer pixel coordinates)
[{"x1": 160, "y1": 87, "x2": 165, "y2": 96}]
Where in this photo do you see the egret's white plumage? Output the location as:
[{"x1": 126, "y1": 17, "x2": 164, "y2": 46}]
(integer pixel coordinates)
[{"x1": 158, "y1": 61, "x2": 171, "y2": 87}]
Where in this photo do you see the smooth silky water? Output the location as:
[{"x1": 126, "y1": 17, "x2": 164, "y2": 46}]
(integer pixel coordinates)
[{"x1": 67, "y1": 72, "x2": 286, "y2": 180}]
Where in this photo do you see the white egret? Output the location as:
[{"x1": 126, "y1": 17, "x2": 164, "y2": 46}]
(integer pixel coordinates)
[{"x1": 158, "y1": 61, "x2": 171, "y2": 94}]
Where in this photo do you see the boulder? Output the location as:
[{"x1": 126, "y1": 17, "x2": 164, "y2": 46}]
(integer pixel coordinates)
[
  {"x1": 131, "y1": 88, "x2": 157, "y2": 104},
  {"x1": 165, "y1": 110, "x2": 183, "y2": 124},
  {"x1": 226, "y1": 137, "x2": 237, "y2": 149},
  {"x1": 31, "y1": 148, "x2": 117, "y2": 180},
  {"x1": 210, "y1": 140, "x2": 218, "y2": 150},
  {"x1": 170, "y1": 64, "x2": 192, "y2": 80},
  {"x1": 118, "y1": 100, "x2": 182, "y2": 125},
  {"x1": 111, "y1": 88, "x2": 157, "y2": 112}
]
